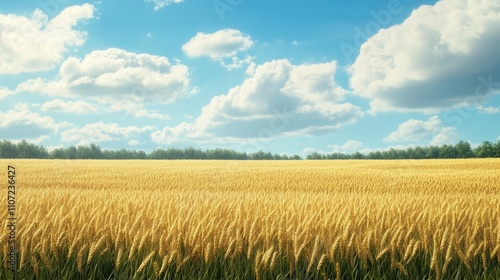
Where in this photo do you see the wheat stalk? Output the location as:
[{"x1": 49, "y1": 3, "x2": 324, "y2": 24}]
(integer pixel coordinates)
[{"x1": 136, "y1": 251, "x2": 155, "y2": 274}]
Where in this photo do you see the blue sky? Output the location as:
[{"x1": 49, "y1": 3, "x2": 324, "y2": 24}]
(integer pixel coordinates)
[{"x1": 1, "y1": 0, "x2": 499, "y2": 156}]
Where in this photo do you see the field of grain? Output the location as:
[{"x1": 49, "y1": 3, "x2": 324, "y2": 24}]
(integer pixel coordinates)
[{"x1": 0, "y1": 159, "x2": 499, "y2": 279}]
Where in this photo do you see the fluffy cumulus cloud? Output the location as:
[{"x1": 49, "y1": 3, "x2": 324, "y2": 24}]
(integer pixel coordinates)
[
  {"x1": 0, "y1": 87, "x2": 15, "y2": 100},
  {"x1": 329, "y1": 140, "x2": 364, "y2": 152},
  {"x1": 430, "y1": 127, "x2": 458, "y2": 146},
  {"x1": 61, "y1": 122, "x2": 155, "y2": 146},
  {"x1": 133, "y1": 109, "x2": 170, "y2": 121},
  {"x1": 107, "y1": 102, "x2": 171, "y2": 121},
  {"x1": 0, "y1": 104, "x2": 70, "y2": 142},
  {"x1": 41, "y1": 99, "x2": 98, "y2": 114},
  {"x1": 349, "y1": 0, "x2": 500, "y2": 112},
  {"x1": 0, "y1": 4, "x2": 94, "y2": 74},
  {"x1": 152, "y1": 59, "x2": 363, "y2": 145},
  {"x1": 182, "y1": 29, "x2": 254, "y2": 70},
  {"x1": 145, "y1": 0, "x2": 183, "y2": 11},
  {"x1": 17, "y1": 48, "x2": 191, "y2": 104},
  {"x1": 385, "y1": 116, "x2": 442, "y2": 142},
  {"x1": 39, "y1": 98, "x2": 170, "y2": 120},
  {"x1": 477, "y1": 105, "x2": 500, "y2": 114},
  {"x1": 342, "y1": 140, "x2": 363, "y2": 150},
  {"x1": 384, "y1": 116, "x2": 457, "y2": 145}
]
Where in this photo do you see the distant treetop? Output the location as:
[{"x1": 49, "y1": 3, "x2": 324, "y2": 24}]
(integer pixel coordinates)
[
  {"x1": 1, "y1": 139, "x2": 499, "y2": 160},
  {"x1": 0, "y1": 140, "x2": 301, "y2": 160}
]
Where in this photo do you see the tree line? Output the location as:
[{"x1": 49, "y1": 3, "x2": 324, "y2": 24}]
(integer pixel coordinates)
[
  {"x1": 1, "y1": 139, "x2": 500, "y2": 160},
  {"x1": 0, "y1": 140, "x2": 302, "y2": 160},
  {"x1": 307, "y1": 140, "x2": 500, "y2": 159}
]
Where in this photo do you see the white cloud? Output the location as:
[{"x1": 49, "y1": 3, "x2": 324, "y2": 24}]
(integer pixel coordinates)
[
  {"x1": 430, "y1": 127, "x2": 458, "y2": 146},
  {"x1": 302, "y1": 148, "x2": 318, "y2": 156},
  {"x1": 17, "y1": 48, "x2": 191, "y2": 104},
  {"x1": 61, "y1": 121, "x2": 155, "y2": 146},
  {"x1": 0, "y1": 87, "x2": 15, "y2": 100},
  {"x1": 0, "y1": 104, "x2": 70, "y2": 141},
  {"x1": 0, "y1": 4, "x2": 94, "y2": 74},
  {"x1": 468, "y1": 141, "x2": 481, "y2": 150},
  {"x1": 183, "y1": 29, "x2": 253, "y2": 59},
  {"x1": 245, "y1": 62, "x2": 256, "y2": 76},
  {"x1": 41, "y1": 99, "x2": 98, "y2": 114},
  {"x1": 477, "y1": 105, "x2": 500, "y2": 114},
  {"x1": 135, "y1": 110, "x2": 170, "y2": 121},
  {"x1": 45, "y1": 145, "x2": 64, "y2": 152},
  {"x1": 330, "y1": 140, "x2": 364, "y2": 152},
  {"x1": 39, "y1": 98, "x2": 170, "y2": 121},
  {"x1": 349, "y1": 0, "x2": 500, "y2": 112},
  {"x1": 384, "y1": 116, "x2": 442, "y2": 143},
  {"x1": 282, "y1": 62, "x2": 347, "y2": 103},
  {"x1": 145, "y1": 0, "x2": 183, "y2": 11},
  {"x1": 128, "y1": 140, "x2": 140, "y2": 146},
  {"x1": 107, "y1": 101, "x2": 170, "y2": 121},
  {"x1": 151, "y1": 122, "x2": 196, "y2": 145},
  {"x1": 341, "y1": 140, "x2": 363, "y2": 151},
  {"x1": 182, "y1": 29, "x2": 254, "y2": 70},
  {"x1": 220, "y1": 55, "x2": 254, "y2": 71},
  {"x1": 152, "y1": 59, "x2": 363, "y2": 145},
  {"x1": 384, "y1": 115, "x2": 459, "y2": 146},
  {"x1": 342, "y1": 140, "x2": 363, "y2": 150}
]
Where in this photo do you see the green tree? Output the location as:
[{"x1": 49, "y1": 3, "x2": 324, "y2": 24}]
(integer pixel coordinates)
[
  {"x1": 77, "y1": 145, "x2": 92, "y2": 159},
  {"x1": 0, "y1": 140, "x2": 18, "y2": 158},
  {"x1": 65, "y1": 146, "x2": 79, "y2": 159},
  {"x1": 439, "y1": 145, "x2": 457, "y2": 159},
  {"x1": 184, "y1": 147, "x2": 204, "y2": 159},
  {"x1": 306, "y1": 152, "x2": 323, "y2": 160},
  {"x1": 17, "y1": 140, "x2": 48, "y2": 158},
  {"x1": 494, "y1": 140, "x2": 500, "y2": 158},
  {"x1": 455, "y1": 141, "x2": 474, "y2": 158},
  {"x1": 413, "y1": 146, "x2": 426, "y2": 159},
  {"x1": 134, "y1": 150, "x2": 148, "y2": 159},
  {"x1": 89, "y1": 144, "x2": 103, "y2": 159},
  {"x1": 367, "y1": 151, "x2": 382, "y2": 159},
  {"x1": 425, "y1": 146, "x2": 440, "y2": 159},
  {"x1": 164, "y1": 148, "x2": 184, "y2": 159},
  {"x1": 474, "y1": 141, "x2": 495, "y2": 158},
  {"x1": 351, "y1": 151, "x2": 365, "y2": 159},
  {"x1": 251, "y1": 150, "x2": 273, "y2": 160},
  {"x1": 50, "y1": 148, "x2": 66, "y2": 159},
  {"x1": 149, "y1": 149, "x2": 168, "y2": 159}
]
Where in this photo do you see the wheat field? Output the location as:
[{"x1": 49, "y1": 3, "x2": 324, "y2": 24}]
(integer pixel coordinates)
[{"x1": 0, "y1": 159, "x2": 499, "y2": 279}]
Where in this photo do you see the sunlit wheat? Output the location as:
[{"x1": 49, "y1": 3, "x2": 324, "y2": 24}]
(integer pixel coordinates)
[{"x1": 0, "y1": 159, "x2": 498, "y2": 278}]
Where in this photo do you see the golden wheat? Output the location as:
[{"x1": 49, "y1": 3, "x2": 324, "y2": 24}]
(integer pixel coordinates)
[
  {"x1": 0, "y1": 159, "x2": 498, "y2": 278},
  {"x1": 136, "y1": 250, "x2": 155, "y2": 274}
]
